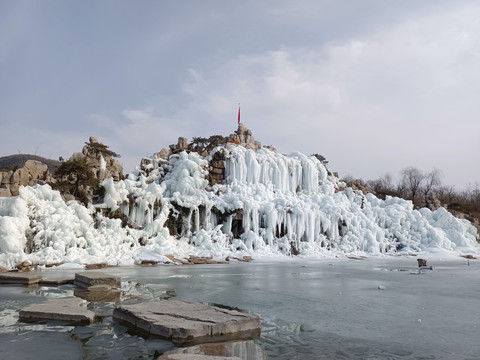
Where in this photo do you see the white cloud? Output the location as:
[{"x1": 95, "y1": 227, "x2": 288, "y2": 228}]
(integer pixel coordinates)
[{"x1": 175, "y1": 4, "x2": 480, "y2": 187}]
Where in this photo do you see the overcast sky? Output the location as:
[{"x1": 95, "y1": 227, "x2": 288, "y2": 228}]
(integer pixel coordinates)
[{"x1": 1, "y1": 0, "x2": 479, "y2": 189}]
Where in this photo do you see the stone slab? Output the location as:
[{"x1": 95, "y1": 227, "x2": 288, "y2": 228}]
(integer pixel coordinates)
[
  {"x1": 0, "y1": 272, "x2": 42, "y2": 285},
  {"x1": 74, "y1": 271, "x2": 121, "y2": 289},
  {"x1": 74, "y1": 285, "x2": 122, "y2": 302},
  {"x1": 157, "y1": 354, "x2": 241, "y2": 360},
  {"x1": 39, "y1": 277, "x2": 75, "y2": 286},
  {"x1": 160, "y1": 340, "x2": 266, "y2": 360},
  {"x1": 113, "y1": 299, "x2": 261, "y2": 343},
  {"x1": 19, "y1": 297, "x2": 96, "y2": 324}
]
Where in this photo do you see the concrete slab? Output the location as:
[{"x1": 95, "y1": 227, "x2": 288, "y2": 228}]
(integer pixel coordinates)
[
  {"x1": 157, "y1": 354, "x2": 241, "y2": 360},
  {"x1": 74, "y1": 285, "x2": 121, "y2": 302},
  {"x1": 74, "y1": 271, "x2": 121, "y2": 289},
  {"x1": 39, "y1": 277, "x2": 75, "y2": 286},
  {"x1": 160, "y1": 340, "x2": 266, "y2": 360},
  {"x1": 19, "y1": 297, "x2": 96, "y2": 324},
  {"x1": 0, "y1": 272, "x2": 42, "y2": 285},
  {"x1": 113, "y1": 299, "x2": 261, "y2": 343}
]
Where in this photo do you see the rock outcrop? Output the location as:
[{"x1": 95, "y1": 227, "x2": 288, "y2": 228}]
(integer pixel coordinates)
[
  {"x1": 0, "y1": 137, "x2": 122, "y2": 199},
  {"x1": 227, "y1": 123, "x2": 262, "y2": 151},
  {"x1": 345, "y1": 178, "x2": 373, "y2": 195},
  {"x1": 139, "y1": 124, "x2": 263, "y2": 185},
  {"x1": 0, "y1": 160, "x2": 55, "y2": 196},
  {"x1": 74, "y1": 136, "x2": 123, "y2": 182}
]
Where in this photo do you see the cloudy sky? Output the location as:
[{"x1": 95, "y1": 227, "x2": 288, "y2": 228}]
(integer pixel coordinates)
[{"x1": 1, "y1": 0, "x2": 479, "y2": 189}]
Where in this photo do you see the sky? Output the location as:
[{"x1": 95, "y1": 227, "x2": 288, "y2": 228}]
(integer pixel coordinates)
[{"x1": 1, "y1": 0, "x2": 479, "y2": 189}]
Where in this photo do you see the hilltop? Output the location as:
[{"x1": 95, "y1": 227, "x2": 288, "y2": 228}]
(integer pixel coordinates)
[{"x1": 0, "y1": 154, "x2": 60, "y2": 175}]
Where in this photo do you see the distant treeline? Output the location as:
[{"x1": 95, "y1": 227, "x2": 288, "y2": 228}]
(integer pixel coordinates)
[{"x1": 344, "y1": 167, "x2": 480, "y2": 227}]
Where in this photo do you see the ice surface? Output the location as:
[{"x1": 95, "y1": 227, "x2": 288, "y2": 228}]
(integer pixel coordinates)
[
  {"x1": 0, "y1": 146, "x2": 478, "y2": 268},
  {"x1": 1, "y1": 258, "x2": 477, "y2": 359}
]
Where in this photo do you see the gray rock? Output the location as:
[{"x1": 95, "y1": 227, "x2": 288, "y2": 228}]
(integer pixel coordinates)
[
  {"x1": 38, "y1": 277, "x2": 75, "y2": 286},
  {"x1": 0, "y1": 187, "x2": 11, "y2": 197},
  {"x1": 0, "y1": 272, "x2": 42, "y2": 285},
  {"x1": 74, "y1": 285, "x2": 122, "y2": 302},
  {"x1": 19, "y1": 297, "x2": 95, "y2": 324},
  {"x1": 161, "y1": 340, "x2": 266, "y2": 360},
  {"x1": 178, "y1": 137, "x2": 189, "y2": 150},
  {"x1": 158, "y1": 355, "x2": 241, "y2": 360},
  {"x1": 113, "y1": 299, "x2": 261, "y2": 343},
  {"x1": 74, "y1": 271, "x2": 121, "y2": 289}
]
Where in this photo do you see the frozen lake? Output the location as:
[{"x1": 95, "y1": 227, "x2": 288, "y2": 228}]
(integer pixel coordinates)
[{"x1": 0, "y1": 256, "x2": 478, "y2": 359}]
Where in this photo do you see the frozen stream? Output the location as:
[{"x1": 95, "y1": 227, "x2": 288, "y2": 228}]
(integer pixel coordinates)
[{"x1": 0, "y1": 256, "x2": 478, "y2": 359}]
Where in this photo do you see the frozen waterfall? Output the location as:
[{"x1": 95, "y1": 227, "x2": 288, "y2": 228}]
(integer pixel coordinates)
[{"x1": 0, "y1": 145, "x2": 478, "y2": 268}]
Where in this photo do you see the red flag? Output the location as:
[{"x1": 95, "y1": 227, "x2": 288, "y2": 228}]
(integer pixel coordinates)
[{"x1": 237, "y1": 104, "x2": 241, "y2": 124}]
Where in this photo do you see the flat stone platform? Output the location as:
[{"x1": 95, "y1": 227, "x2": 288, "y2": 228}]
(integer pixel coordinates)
[
  {"x1": 19, "y1": 297, "x2": 96, "y2": 324},
  {"x1": 0, "y1": 272, "x2": 42, "y2": 285},
  {"x1": 74, "y1": 271, "x2": 121, "y2": 289},
  {"x1": 159, "y1": 339, "x2": 266, "y2": 360},
  {"x1": 157, "y1": 354, "x2": 242, "y2": 360},
  {"x1": 113, "y1": 299, "x2": 261, "y2": 343},
  {"x1": 39, "y1": 277, "x2": 75, "y2": 286}
]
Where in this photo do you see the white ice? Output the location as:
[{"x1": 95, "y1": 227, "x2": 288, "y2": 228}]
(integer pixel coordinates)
[{"x1": 0, "y1": 145, "x2": 478, "y2": 269}]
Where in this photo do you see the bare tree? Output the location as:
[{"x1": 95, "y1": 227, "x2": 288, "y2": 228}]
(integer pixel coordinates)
[
  {"x1": 400, "y1": 167, "x2": 424, "y2": 205},
  {"x1": 422, "y1": 168, "x2": 442, "y2": 198},
  {"x1": 369, "y1": 173, "x2": 397, "y2": 199},
  {"x1": 437, "y1": 185, "x2": 456, "y2": 204}
]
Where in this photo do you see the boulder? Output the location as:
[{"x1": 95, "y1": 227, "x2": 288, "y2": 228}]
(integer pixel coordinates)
[
  {"x1": 178, "y1": 137, "x2": 189, "y2": 150},
  {"x1": 19, "y1": 297, "x2": 95, "y2": 324},
  {"x1": 345, "y1": 179, "x2": 372, "y2": 195},
  {"x1": 0, "y1": 187, "x2": 11, "y2": 197},
  {"x1": 24, "y1": 160, "x2": 48, "y2": 180},
  {"x1": 230, "y1": 124, "x2": 261, "y2": 151},
  {"x1": 113, "y1": 298, "x2": 261, "y2": 343}
]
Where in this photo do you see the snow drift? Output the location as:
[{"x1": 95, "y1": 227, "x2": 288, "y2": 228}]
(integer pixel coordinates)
[{"x1": 0, "y1": 145, "x2": 478, "y2": 269}]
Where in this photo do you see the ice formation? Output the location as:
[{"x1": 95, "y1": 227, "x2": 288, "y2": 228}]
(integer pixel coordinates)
[{"x1": 0, "y1": 145, "x2": 478, "y2": 269}]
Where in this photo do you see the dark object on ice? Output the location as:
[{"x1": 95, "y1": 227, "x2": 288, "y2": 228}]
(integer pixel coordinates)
[
  {"x1": 417, "y1": 259, "x2": 427, "y2": 267},
  {"x1": 417, "y1": 258, "x2": 434, "y2": 270}
]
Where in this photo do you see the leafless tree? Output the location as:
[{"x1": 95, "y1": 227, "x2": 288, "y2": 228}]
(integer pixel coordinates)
[
  {"x1": 400, "y1": 167, "x2": 425, "y2": 205},
  {"x1": 369, "y1": 173, "x2": 397, "y2": 199},
  {"x1": 422, "y1": 168, "x2": 442, "y2": 198},
  {"x1": 436, "y1": 185, "x2": 456, "y2": 204}
]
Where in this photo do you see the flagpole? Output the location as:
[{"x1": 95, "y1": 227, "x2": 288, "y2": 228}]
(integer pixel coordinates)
[{"x1": 238, "y1": 103, "x2": 241, "y2": 124}]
